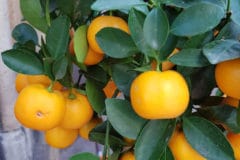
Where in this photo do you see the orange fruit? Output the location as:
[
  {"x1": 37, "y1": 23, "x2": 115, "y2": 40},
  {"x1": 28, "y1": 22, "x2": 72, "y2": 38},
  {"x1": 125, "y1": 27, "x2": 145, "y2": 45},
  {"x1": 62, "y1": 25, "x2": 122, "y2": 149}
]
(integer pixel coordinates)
[
  {"x1": 79, "y1": 117, "x2": 102, "y2": 140},
  {"x1": 169, "y1": 129, "x2": 206, "y2": 160},
  {"x1": 14, "y1": 84, "x2": 66, "y2": 130},
  {"x1": 151, "y1": 48, "x2": 179, "y2": 71},
  {"x1": 45, "y1": 126, "x2": 78, "y2": 149},
  {"x1": 227, "y1": 132, "x2": 240, "y2": 160},
  {"x1": 15, "y1": 73, "x2": 29, "y2": 93},
  {"x1": 119, "y1": 151, "x2": 135, "y2": 160},
  {"x1": 215, "y1": 58, "x2": 240, "y2": 99},
  {"x1": 87, "y1": 15, "x2": 130, "y2": 54},
  {"x1": 84, "y1": 47, "x2": 104, "y2": 65},
  {"x1": 222, "y1": 96, "x2": 239, "y2": 108},
  {"x1": 61, "y1": 89, "x2": 94, "y2": 129},
  {"x1": 15, "y1": 74, "x2": 63, "y2": 93},
  {"x1": 227, "y1": 132, "x2": 240, "y2": 158},
  {"x1": 130, "y1": 70, "x2": 189, "y2": 119},
  {"x1": 123, "y1": 137, "x2": 135, "y2": 146},
  {"x1": 103, "y1": 80, "x2": 118, "y2": 98}
]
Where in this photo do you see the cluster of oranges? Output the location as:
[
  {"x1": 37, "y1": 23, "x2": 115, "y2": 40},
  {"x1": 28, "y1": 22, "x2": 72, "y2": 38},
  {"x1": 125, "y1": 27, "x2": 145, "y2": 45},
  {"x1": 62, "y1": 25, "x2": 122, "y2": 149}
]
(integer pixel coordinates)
[
  {"x1": 12, "y1": 13, "x2": 240, "y2": 160},
  {"x1": 14, "y1": 73, "x2": 102, "y2": 149}
]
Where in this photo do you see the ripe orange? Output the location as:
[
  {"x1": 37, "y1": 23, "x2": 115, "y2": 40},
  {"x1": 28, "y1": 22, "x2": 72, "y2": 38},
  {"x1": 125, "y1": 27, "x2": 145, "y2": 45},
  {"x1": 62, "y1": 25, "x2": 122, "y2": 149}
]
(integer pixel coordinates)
[
  {"x1": 151, "y1": 48, "x2": 179, "y2": 71},
  {"x1": 15, "y1": 73, "x2": 29, "y2": 93},
  {"x1": 227, "y1": 132, "x2": 240, "y2": 160},
  {"x1": 130, "y1": 70, "x2": 189, "y2": 119},
  {"x1": 61, "y1": 89, "x2": 94, "y2": 129},
  {"x1": 45, "y1": 126, "x2": 78, "y2": 149},
  {"x1": 169, "y1": 129, "x2": 206, "y2": 160},
  {"x1": 84, "y1": 47, "x2": 104, "y2": 65},
  {"x1": 222, "y1": 96, "x2": 239, "y2": 108},
  {"x1": 14, "y1": 84, "x2": 66, "y2": 130},
  {"x1": 87, "y1": 15, "x2": 130, "y2": 54},
  {"x1": 103, "y1": 80, "x2": 118, "y2": 98},
  {"x1": 123, "y1": 137, "x2": 135, "y2": 146},
  {"x1": 119, "y1": 151, "x2": 135, "y2": 160},
  {"x1": 79, "y1": 117, "x2": 102, "y2": 140},
  {"x1": 215, "y1": 58, "x2": 240, "y2": 99},
  {"x1": 15, "y1": 73, "x2": 63, "y2": 93}
]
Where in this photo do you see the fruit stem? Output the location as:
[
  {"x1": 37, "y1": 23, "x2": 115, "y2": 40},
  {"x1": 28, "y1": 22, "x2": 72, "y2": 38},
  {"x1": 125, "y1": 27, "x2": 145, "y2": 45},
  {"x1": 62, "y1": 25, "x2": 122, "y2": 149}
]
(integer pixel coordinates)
[
  {"x1": 45, "y1": 0, "x2": 51, "y2": 26},
  {"x1": 68, "y1": 88, "x2": 77, "y2": 99},
  {"x1": 47, "y1": 80, "x2": 54, "y2": 92},
  {"x1": 154, "y1": 51, "x2": 161, "y2": 72},
  {"x1": 102, "y1": 120, "x2": 110, "y2": 160}
]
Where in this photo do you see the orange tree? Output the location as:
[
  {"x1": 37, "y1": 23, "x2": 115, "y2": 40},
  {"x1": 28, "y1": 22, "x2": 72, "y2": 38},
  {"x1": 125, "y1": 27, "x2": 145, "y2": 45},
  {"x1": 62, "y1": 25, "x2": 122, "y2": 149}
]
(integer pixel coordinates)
[{"x1": 1, "y1": 0, "x2": 240, "y2": 160}]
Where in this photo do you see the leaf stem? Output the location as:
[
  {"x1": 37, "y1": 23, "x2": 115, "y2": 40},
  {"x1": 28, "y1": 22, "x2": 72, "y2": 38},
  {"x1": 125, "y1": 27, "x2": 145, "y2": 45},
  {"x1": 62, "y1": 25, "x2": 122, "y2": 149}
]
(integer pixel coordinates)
[
  {"x1": 227, "y1": 0, "x2": 231, "y2": 13},
  {"x1": 45, "y1": 0, "x2": 51, "y2": 26},
  {"x1": 103, "y1": 120, "x2": 110, "y2": 160}
]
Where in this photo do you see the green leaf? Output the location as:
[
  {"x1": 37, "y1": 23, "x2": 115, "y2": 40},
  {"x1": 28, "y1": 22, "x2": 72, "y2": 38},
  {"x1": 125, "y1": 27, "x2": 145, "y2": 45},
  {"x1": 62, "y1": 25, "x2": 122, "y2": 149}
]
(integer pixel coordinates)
[
  {"x1": 89, "y1": 121, "x2": 125, "y2": 149},
  {"x1": 169, "y1": 49, "x2": 210, "y2": 67},
  {"x1": 183, "y1": 116, "x2": 234, "y2": 160},
  {"x1": 69, "y1": 152, "x2": 100, "y2": 160},
  {"x1": 52, "y1": 56, "x2": 68, "y2": 80},
  {"x1": 105, "y1": 99, "x2": 147, "y2": 139},
  {"x1": 230, "y1": 0, "x2": 240, "y2": 26},
  {"x1": 143, "y1": 7, "x2": 169, "y2": 50},
  {"x1": 111, "y1": 64, "x2": 138, "y2": 96},
  {"x1": 135, "y1": 119, "x2": 176, "y2": 160},
  {"x1": 96, "y1": 28, "x2": 138, "y2": 58},
  {"x1": 159, "y1": 147, "x2": 174, "y2": 160},
  {"x1": 171, "y1": 2, "x2": 225, "y2": 36},
  {"x1": 128, "y1": 8, "x2": 155, "y2": 57},
  {"x1": 91, "y1": 0, "x2": 147, "y2": 11},
  {"x1": 73, "y1": 25, "x2": 88, "y2": 64},
  {"x1": 199, "y1": 105, "x2": 240, "y2": 133},
  {"x1": 86, "y1": 79, "x2": 105, "y2": 114},
  {"x1": 216, "y1": 21, "x2": 240, "y2": 40},
  {"x1": 2, "y1": 49, "x2": 44, "y2": 74},
  {"x1": 159, "y1": 34, "x2": 178, "y2": 60},
  {"x1": 85, "y1": 66, "x2": 108, "y2": 84},
  {"x1": 183, "y1": 31, "x2": 213, "y2": 49},
  {"x1": 161, "y1": 0, "x2": 226, "y2": 9},
  {"x1": 12, "y1": 23, "x2": 38, "y2": 45},
  {"x1": 46, "y1": 15, "x2": 70, "y2": 59},
  {"x1": 20, "y1": 0, "x2": 48, "y2": 32},
  {"x1": 203, "y1": 39, "x2": 240, "y2": 64}
]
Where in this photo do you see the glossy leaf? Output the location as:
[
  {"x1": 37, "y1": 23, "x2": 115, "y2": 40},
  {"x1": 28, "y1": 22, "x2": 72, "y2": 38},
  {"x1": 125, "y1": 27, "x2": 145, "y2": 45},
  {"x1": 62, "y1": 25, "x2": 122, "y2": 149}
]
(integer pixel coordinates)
[
  {"x1": 199, "y1": 105, "x2": 240, "y2": 133},
  {"x1": 203, "y1": 39, "x2": 240, "y2": 64},
  {"x1": 105, "y1": 99, "x2": 147, "y2": 139},
  {"x1": 96, "y1": 28, "x2": 138, "y2": 58},
  {"x1": 74, "y1": 25, "x2": 88, "y2": 64},
  {"x1": 161, "y1": 0, "x2": 226, "y2": 8},
  {"x1": 159, "y1": 147, "x2": 174, "y2": 160},
  {"x1": 216, "y1": 21, "x2": 240, "y2": 40},
  {"x1": 12, "y1": 23, "x2": 38, "y2": 45},
  {"x1": 111, "y1": 64, "x2": 138, "y2": 96},
  {"x1": 183, "y1": 116, "x2": 234, "y2": 160},
  {"x1": 171, "y1": 2, "x2": 225, "y2": 36},
  {"x1": 169, "y1": 49, "x2": 210, "y2": 67},
  {"x1": 86, "y1": 79, "x2": 105, "y2": 114},
  {"x1": 2, "y1": 49, "x2": 44, "y2": 74},
  {"x1": 52, "y1": 56, "x2": 68, "y2": 80},
  {"x1": 230, "y1": 0, "x2": 240, "y2": 26},
  {"x1": 89, "y1": 121, "x2": 125, "y2": 150},
  {"x1": 91, "y1": 0, "x2": 147, "y2": 11},
  {"x1": 69, "y1": 152, "x2": 99, "y2": 160},
  {"x1": 135, "y1": 120, "x2": 176, "y2": 160},
  {"x1": 46, "y1": 15, "x2": 70, "y2": 59},
  {"x1": 143, "y1": 7, "x2": 169, "y2": 50},
  {"x1": 85, "y1": 66, "x2": 108, "y2": 84},
  {"x1": 20, "y1": 0, "x2": 48, "y2": 32},
  {"x1": 128, "y1": 9, "x2": 155, "y2": 57}
]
